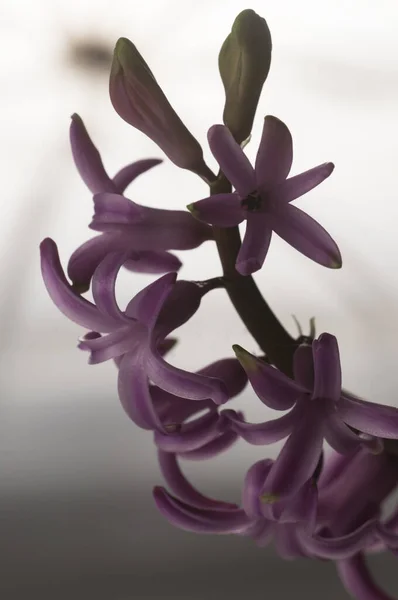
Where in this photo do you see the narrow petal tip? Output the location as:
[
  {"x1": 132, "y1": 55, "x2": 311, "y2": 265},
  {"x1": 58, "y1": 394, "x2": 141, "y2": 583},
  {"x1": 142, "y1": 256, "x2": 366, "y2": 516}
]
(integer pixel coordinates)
[
  {"x1": 236, "y1": 257, "x2": 262, "y2": 276},
  {"x1": 232, "y1": 345, "x2": 257, "y2": 372}
]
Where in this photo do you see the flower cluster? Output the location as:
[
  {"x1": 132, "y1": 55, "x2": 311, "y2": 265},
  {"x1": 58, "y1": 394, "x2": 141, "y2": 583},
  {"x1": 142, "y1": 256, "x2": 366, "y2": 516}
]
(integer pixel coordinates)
[{"x1": 40, "y1": 9, "x2": 398, "y2": 600}]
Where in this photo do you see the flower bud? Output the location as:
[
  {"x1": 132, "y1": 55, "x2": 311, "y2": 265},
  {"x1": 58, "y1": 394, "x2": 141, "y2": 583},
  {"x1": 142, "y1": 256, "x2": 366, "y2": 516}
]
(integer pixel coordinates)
[
  {"x1": 219, "y1": 9, "x2": 272, "y2": 144},
  {"x1": 109, "y1": 38, "x2": 212, "y2": 180}
]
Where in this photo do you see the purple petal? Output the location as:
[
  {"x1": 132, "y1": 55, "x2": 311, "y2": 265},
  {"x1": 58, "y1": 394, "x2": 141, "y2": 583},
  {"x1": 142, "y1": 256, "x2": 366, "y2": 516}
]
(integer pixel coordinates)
[
  {"x1": 198, "y1": 358, "x2": 247, "y2": 399},
  {"x1": 338, "y1": 394, "x2": 398, "y2": 439},
  {"x1": 222, "y1": 408, "x2": 299, "y2": 446},
  {"x1": 261, "y1": 406, "x2": 325, "y2": 499},
  {"x1": 91, "y1": 252, "x2": 133, "y2": 323},
  {"x1": 273, "y1": 162, "x2": 334, "y2": 203},
  {"x1": 299, "y1": 519, "x2": 377, "y2": 559},
  {"x1": 376, "y1": 524, "x2": 398, "y2": 550},
  {"x1": 67, "y1": 233, "x2": 134, "y2": 293},
  {"x1": 337, "y1": 554, "x2": 395, "y2": 600},
  {"x1": 112, "y1": 158, "x2": 162, "y2": 193},
  {"x1": 178, "y1": 430, "x2": 238, "y2": 460},
  {"x1": 151, "y1": 386, "x2": 214, "y2": 425},
  {"x1": 274, "y1": 525, "x2": 306, "y2": 560},
  {"x1": 207, "y1": 125, "x2": 256, "y2": 196},
  {"x1": 312, "y1": 333, "x2": 341, "y2": 402},
  {"x1": 153, "y1": 487, "x2": 252, "y2": 534},
  {"x1": 233, "y1": 345, "x2": 304, "y2": 410},
  {"x1": 279, "y1": 480, "x2": 318, "y2": 530},
  {"x1": 188, "y1": 194, "x2": 245, "y2": 227},
  {"x1": 147, "y1": 349, "x2": 228, "y2": 405},
  {"x1": 236, "y1": 214, "x2": 272, "y2": 275},
  {"x1": 255, "y1": 116, "x2": 293, "y2": 189},
  {"x1": 90, "y1": 204, "x2": 213, "y2": 249},
  {"x1": 157, "y1": 337, "x2": 178, "y2": 357},
  {"x1": 69, "y1": 114, "x2": 116, "y2": 194},
  {"x1": 118, "y1": 352, "x2": 164, "y2": 431},
  {"x1": 78, "y1": 326, "x2": 141, "y2": 364},
  {"x1": 154, "y1": 412, "x2": 221, "y2": 452},
  {"x1": 243, "y1": 459, "x2": 274, "y2": 518},
  {"x1": 123, "y1": 250, "x2": 182, "y2": 274},
  {"x1": 154, "y1": 281, "x2": 203, "y2": 339},
  {"x1": 318, "y1": 449, "x2": 359, "y2": 490},
  {"x1": 293, "y1": 344, "x2": 314, "y2": 390},
  {"x1": 157, "y1": 451, "x2": 237, "y2": 510},
  {"x1": 91, "y1": 193, "x2": 145, "y2": 229},
  {"x1": 271, "y1": 204, "x2": 342, "y2": 268},
  {"x1": 324, "y1": 414, "x2": 364, "y2": 454},
  {"x1": 40, "y1": 238, "x2": 117, "y2": 332},
  {"x1": 125, "y1": 272, "x2": 176, "y2": 329}
]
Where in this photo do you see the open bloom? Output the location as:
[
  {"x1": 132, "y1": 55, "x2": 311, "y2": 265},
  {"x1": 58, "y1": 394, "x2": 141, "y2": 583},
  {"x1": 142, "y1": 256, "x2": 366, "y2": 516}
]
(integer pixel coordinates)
[
  {"x1": 224, "y1": 333, "x2": 398, "y2": 503},
  {"x1": 40, "y1": 239, "x2": 229, "y2": 430},
  {"x1": 188, "y1": 116, "x2": 341, "y2": 275},
  {"x1": 68, "y1": 114, "x2": 212, "y2": 292}
]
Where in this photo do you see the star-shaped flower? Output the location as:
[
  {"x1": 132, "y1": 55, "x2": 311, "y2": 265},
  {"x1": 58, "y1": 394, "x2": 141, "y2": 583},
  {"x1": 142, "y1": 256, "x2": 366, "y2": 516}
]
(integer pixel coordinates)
[
  {"x1": 68, "y1": 114, "x2": 212, "y2": 292},
  {"x1": 40, "y1": 239, "x2": 228, "y2": 431},
  {"x1": 225, "y1": 333, "x2": 398, "y2": 502},
  {"x1": 188, "y1": 116, "x2": 341, "y2": 275}
]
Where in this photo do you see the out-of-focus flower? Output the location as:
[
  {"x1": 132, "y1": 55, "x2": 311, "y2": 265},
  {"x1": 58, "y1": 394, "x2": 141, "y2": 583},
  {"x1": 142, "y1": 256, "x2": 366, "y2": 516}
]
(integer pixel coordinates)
[
  {"x1": 68, "y1": 114, "x2": 212, "y2": 292},
  {"x1": 109, "y1": 38, "x2": 213, "y2": 180},
  {"x1": 219, "y1": 9, "x2": 272, "y2": 144},
  {"x1": 40, "y1": 240, "x2": 229, "y2": 430},
  {"x1": 188, "y1": 117, "x2": 340, "y2": 275},
  {"x1": 225, "y1": 333, "x2": 398, "y2": 505}
]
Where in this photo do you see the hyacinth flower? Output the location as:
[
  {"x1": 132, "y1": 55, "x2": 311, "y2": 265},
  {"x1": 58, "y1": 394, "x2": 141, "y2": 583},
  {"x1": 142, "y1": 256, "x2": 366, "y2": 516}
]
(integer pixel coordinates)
[
  {"x1": 68, "y1": 114, "x2": 212, "y2": 292},
  {"x1": 188, "y1": 116, "x2": 341, "y2": 276},
  {"x1": 40, "y1": 239, "x2": 230, "y2": 430},
  {"x1": 223, "y1": 333, "x2": 398, "y2": 507}
]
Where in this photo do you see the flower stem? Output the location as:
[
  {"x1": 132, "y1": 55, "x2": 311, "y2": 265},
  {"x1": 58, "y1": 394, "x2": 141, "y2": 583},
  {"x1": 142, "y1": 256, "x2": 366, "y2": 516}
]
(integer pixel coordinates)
[{"x1": 210, "y1": 174, "x2": 296, "y2": 377}]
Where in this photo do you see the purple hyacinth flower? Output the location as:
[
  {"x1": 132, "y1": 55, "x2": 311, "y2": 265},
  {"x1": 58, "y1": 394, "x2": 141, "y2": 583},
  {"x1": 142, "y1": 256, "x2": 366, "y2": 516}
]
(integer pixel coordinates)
[
  {"x1": 68, "y1": 115, "x2": 212, "y2": 292},
  {"x1": 40, "y1": 239, "x2": 229, "y2": 430},
  {"x1": 228, "y1": 334, "x2": 391, "y2": 503},
  {"x1": 188, "y1": 116, "x2": 341, "y2": 275}
]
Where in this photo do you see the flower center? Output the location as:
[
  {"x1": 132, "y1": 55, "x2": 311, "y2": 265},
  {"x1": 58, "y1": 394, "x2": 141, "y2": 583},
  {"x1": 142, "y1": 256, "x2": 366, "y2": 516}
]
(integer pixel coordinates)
[{"x1": 241, "y1": 191, "x2": 262, "y2": 212}]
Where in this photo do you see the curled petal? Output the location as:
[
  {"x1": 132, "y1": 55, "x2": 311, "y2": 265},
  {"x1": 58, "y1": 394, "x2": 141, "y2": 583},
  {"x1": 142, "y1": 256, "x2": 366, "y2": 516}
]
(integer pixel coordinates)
[
  {"x1": 324, "y1": 414, "x2": 364, "y2": 454},
  {"x1": 277, "y1": 480, "x2": 318, "y2": 530},
  {"x1": 155, "y1": 281, "x2": 203, "y2": 338},
  {"x1": 271, "y1": 204, "x2": 342, "y2": 269},
  {"x1": 157, "y1": 451, "x2": 237, "y2": 510},
  {"x1": 112, "y1": 158, "x2": 162, "y2": 193},
  {"x1": 376, "y1": 524, "x2": 398, "y2": 550},
  {"x1": 274, "y1": 525, "x2": 305, "y2": 560},
  {"x1": 70, "y1": 114, "x2": 116, "y2": 194},
  {"x1": 178, "y1": 430, "x2": 238, "y2": 460},
  {"x1": 126, "y1": 272, "x2": 176, "y2": 329},
  {"x1": 338, "y1": 394, "x2": 398, "y2": 439},
  {"x1": 243, "y1": 459, "x2": 273, "y2": 518},
  {"x1": 222, "y1": 408, "x2": 298, "y2": 446},
  {"x1": 299, "y1": 519, "x2": 377, "y2": 559},
  {"x1": 198, "y1": 358, "x2": 247, "y2": 399},
  {"x1": 337, "y1": 554, "x2": 396, "y2": 600},
  {"x1": 236, "y1": 214, "x2": 272, "y2": 275},
  {"x1": 123, "y1": 250, "x2": 182, "y2": 274},
  {"x1": 91, "y1": 252, "x2": 132, "y2": 323},
  {"x1": 78, "y1": 326, "x2": 142, "y2": 364},
  {"x1": 312, "y1": 333, "x2": 341, "y2": 402},
  {"x1": 255, "y1": 116, "x2": 293, "y2": 189},
  {"x1": 188, "y1": 194, "x2": 245, "y2": 227},
  {"x1": 153, "y1": 487, "x2": 252, "y2": 534},
  {"x1": 151, "y1": 386, "x2": 214, "y2": 425},
  {"x1": 147, "y1": 350, "x2": 228, "y2": 405},
  {"x1": 261, "y1": 406, "x2": 325, "y2": 499},
  {"x1": 233, "y1": 345, "x2": 304, "y2": 410},
  {"x1": 40, "y1": 238, "x2": 117, "y2": 332},
  {"x1": 154, "y1": 412, "x2": 221, "y2": 452},
  {"x1": 273, "y1": 162, "x2": 334, "y2": 203},
  {"x1": 208, "y1": 125, "x2": 256, "y2": 196},
  {"x1": 118, "y1": 352, "x2": 164, "y2": 431},
  {"x1": 293, "y1": 344, "x2": 314, "y2": 390},
  {"x1": 91, "y1": 193, "x2": 145, "y2": 228}
]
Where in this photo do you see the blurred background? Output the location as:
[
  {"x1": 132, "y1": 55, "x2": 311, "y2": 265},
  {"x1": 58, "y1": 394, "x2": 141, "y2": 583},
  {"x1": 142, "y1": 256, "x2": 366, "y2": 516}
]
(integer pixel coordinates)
[{"x1": 1, "y1": 0, "x2": 398, "y2": 597}]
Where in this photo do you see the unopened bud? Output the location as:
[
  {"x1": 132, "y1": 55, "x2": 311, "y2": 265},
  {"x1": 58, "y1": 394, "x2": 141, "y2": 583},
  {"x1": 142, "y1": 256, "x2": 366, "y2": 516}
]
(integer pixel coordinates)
[
  {"x1": 110, "y1": 38, "x2": 212, "y2": 180},
  {"x1": 219, "y1": 9, "x2": 272, "y2": 144}
]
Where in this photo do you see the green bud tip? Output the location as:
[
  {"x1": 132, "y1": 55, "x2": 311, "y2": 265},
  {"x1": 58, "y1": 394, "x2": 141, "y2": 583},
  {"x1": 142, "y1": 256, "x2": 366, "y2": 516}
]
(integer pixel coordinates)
[
  {"x1": 186, "y1": 203, "x2": 198, "y2": 216},
  {"x1": 232, "y1": 344, "x2": 257, "y2": 371},
  {"x1": 260, "y1": 492, "x2": 280, "y2": 504}
]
